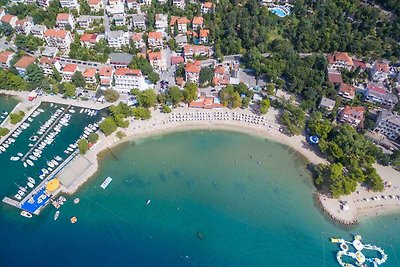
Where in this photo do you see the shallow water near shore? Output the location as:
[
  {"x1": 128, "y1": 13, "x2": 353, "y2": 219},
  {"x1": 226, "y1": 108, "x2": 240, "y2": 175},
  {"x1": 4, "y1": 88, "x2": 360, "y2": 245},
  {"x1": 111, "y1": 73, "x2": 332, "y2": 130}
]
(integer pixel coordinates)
[
  {"x1": 0, "y1": 94, "x2": 18, "y2": 125},
  {"x1": 1, "y1": 130, "x2": 400, "y2": 266}
]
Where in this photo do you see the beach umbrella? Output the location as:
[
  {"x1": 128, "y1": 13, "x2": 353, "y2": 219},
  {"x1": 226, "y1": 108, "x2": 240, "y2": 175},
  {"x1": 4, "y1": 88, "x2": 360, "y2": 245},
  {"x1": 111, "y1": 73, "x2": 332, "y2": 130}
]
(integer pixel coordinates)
[{"x1": 46, "y1": 179, "x2": 60, "y2": 192}]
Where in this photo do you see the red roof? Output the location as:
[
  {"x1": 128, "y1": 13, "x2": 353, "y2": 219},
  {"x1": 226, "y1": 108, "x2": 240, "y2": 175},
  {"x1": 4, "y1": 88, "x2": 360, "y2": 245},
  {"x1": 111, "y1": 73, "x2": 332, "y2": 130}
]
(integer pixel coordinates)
[
  {"x1": 15, "y1": 18, "x2": 29, "y2": 26},
  {"x1": 184, "y1": 45, "x2": 209, "y2": 54},
  {"x1": 170, "y1": 16, "x2": 179, "y2": 26},
  {"x1": 63, "y1": 63, "x2": 78, "y2": 73},
  {"x1": 171, "y1": 56, "x2": 184, "y2": 65},
  {"x1": 56, "y1": 13, "x2": 71, "y2": 21},
  {"x1": 99, "y1": 66, "x2": 113, "y2": 77},
  {"x1": 342, "y1": 105, "x2": 365, "y2": 117},
  {"x1": 177, "y1": 17, "x2": 190, "y2": 24},
  {"x1": 44, "y1": 29, "x2": 68, "y2": 38},
  {"x1": 185, "y1": 62, "x2": 201, "y2": 73},
  {"x1": 39, "y1": 57, "x2": 57, "y2": 65},
  {"x1": 203, "y1": 2, "x2": 213, "y2": 8},
  {"x1": 0, "y1": 51, "x2": 14, "y2": 64},
  {"x1": 214, "y1": 65, "x2": 225, "y2": 75},
  {"x1": 14, "y1": 56, "x2": 36, "y2": 69},
  {"x1": 374, "y1": 62, "x2": 390, "y2": 73},
  {"x1": 148, "y1": 31, "x2": 162, "y2": 40},
  {"x1": 83, "y1": 68, "x2": 96, "y2": 77},
  {"x1": 339, "y1": 83, "x2": 355, "y2": 97},
  {"x1": 199, "y1": 29, "x2": 209, "y2": 38},
  {"x1": 192, "y1": 16, "x2": 203, "y2": 25},
  {"x1": 328, "y1": 71, "x2": 343, "y2": 84},
  {"x1": 367, "y1": 83, "x2": 386, "y2": 94},
  {"x1": 80, "y1": 33, "x2": 98, "y2": 43},
  {"x1": 114, "y1": 68, "x2": 142, "y2": 76},
  {"x1": 353, "y1": 59, "x2": 367, "y2": 70},
  {"x1": 148, "y1": 51, "x2": 161, "y2": 61},
  {"x1": 88, "y1": 0, "x2": 101, "y2": 4},
  {"x1": 1, "y1": 14, "x2": 16, "y2": 24}
]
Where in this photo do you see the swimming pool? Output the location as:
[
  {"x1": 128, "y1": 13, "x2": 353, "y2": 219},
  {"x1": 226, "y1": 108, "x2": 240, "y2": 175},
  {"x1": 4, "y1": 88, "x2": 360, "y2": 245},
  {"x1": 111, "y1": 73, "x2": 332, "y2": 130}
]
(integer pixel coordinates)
[{"x1": 269, "y1": 7, "x2": 289, "y2": 18}]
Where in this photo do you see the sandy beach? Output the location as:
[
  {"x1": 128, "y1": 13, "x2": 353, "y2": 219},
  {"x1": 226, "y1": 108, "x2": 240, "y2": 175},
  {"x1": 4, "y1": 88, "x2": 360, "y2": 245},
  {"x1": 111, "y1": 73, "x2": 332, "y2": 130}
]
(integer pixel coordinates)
[{"x1": 2, "y1": 90, "x2": 400, "y2": 224}]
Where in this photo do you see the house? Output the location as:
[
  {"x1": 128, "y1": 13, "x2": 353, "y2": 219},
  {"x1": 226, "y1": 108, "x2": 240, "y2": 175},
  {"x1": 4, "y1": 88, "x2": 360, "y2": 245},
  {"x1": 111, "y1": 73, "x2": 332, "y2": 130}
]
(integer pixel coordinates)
[
  {"x1": 192, "y1": 16, "x2": 203, "y2": 30},
  {"x1": 56, "y1": 13, "x2": 75, "y2": 30},
  {"x1": 339, "y1": 106, "x2": 365, "y2": 128},
  {"x1": 87, "y1": 0, "x2": 103, "y2": 11},
  {"x1": 338, "y1": 83, "x2": 356, "y2": 100},
  {"x1": 37, "y1": 0, "x2": 51, "y2": 7},
  {"x1": 155, "y1": 14, "x2": 168, "y2": 34},
  {"x1": 370, "y1": 61, "x2": 390, "y2": 82},
  {"x1": 112, "y1": 14, "x2": 126, "y2": 26},
  {"x1": 80, "y1": 33, "x2": 99, "y2": 48},
  {"x1": 126, "y1": 0, "x2": 140, "y2": 12},
  {"x1": 374, "y1": 110, "x2": 400, "y2": 140},
  {"x1": 138, "y1": 0, "x2": 151, "y2": 5},
  {"x1": 106, "y1": 1, "x2": 125, "y2": 16},
  {"x1": 59, "y1": 0, "x2": 79, "y2": 9},
  {"x1": 109, "y1": 52, "x2": 133, "y2": 69},
  {"x1": 170, "y1": 16, "x2": 179, "y2": 28},
  {"x1": 38, "y1": 57, "x2": 62, "y2": 75},
  {"x1": 30, "y1": 24, "x2": 47, "y2": 38},
  {"x1": 157, "y1": 0, "x2": 167, "y2": 4},
  {"x1": 113, "y1": 68, "x2": 144, "y2": 93},
  {"x1": 173, "y1": 0, "x2": 185, "y2": 9},
  {"x1": 190, "y1": 95, "x2": 223, "y2": 109},
  {"x1": 62, "y1": 63, "x2": 78, "y2": 81},
  {"x1": 327, "y1": 52, "x2": 354, "y2": 70},
  {"x1": 76, "y1": 15, "x2": 92, "y2": 28},
  {"x1": 177, "y1": 17, "x2": 190, "y2": 34},
  {"x1": 319, "y1": 97, "x2": 336, "y2": 112},
  {"x1": 15, "y1": 18, "x2": 33, "y2": 35},
  {"x1": 328, "y1": 69, "x2": 343, "y2": 86},
  {"x1": 183, "y1": 45, "x2": 211, "y2": 61},
  {"x1": 213, "y1": 65, "x2": 230, "y2": 86},
  {"x1": 1, "y1": 14, "x2": 18, "y2": 28},
  {"x1": 83, "y1": 68, "x2": 97, "y2": 84},
  {"x1": 99, "y1": 66, "x2": 113, "y2": 87},
  {"x1": 171, "y1": 55, "x2": 184, "y2": 66},
  {"x1": 131, "y1": 14, "x2": 146, "y2": 30},
  {"x1": 201, "y1": 2, "x2": 213, "y2": 14},
  {"x1": 175, "y1": 34, "x2": 187, "y2": 48},
  {"x1": 364, "y1": 83, "x2": 398, "y2": 109},
  {"x1": 0, "y1": 51, "x2": 15, "y2": 69},
  {"x1": 131, "y1": 32, "x2": 145, "y2": 49},
  {"x1": 148, "y1": 51, "x2": 167, "y2": 71},
  {"x1": 107, "y1": 30, "x2": 130, "y2": 48},
  {"x1": 44, "y1": 29, "x2": 72, "y2": 49},
  {"x1": 199, "y1": 29, "x2": 209, "y2": 44},
  {"x1": 14, "y1": 56, "x2": 36, "y2": 76},
  {"x1": 185, "y1": 61, "x2": 201, "y2": 84},
  {"x1": 147, "y1": 31, "x2": 163, "y2": 49}
]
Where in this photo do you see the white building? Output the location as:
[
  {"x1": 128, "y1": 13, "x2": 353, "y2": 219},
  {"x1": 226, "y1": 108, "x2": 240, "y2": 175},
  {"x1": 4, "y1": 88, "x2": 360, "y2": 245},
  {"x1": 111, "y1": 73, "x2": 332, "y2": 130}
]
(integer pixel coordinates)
[
  {"x1": 173, "y1": 0, "x2": 185, "y2": 9},
  {"x1": 37, "y1": 0, "x2": 51, "y2": 7},
  {"x1": 56, "y1": 13, "x2": 75, "y2": 30},
  {"x1": 113, "y1": 68, "x2": 145, "y2": 93},
  {"x1": 131, "y1": 14, "x2": 146, "y2": 30},
  {"x1": 15, "y1": 18, "x2": 33, "y2": 35},
  {"x1": 374, "y1": 110, "x2": 400, "y2": 140},
  {"x1": 31, "y1": 24, "x2": 47, "y2": 38},
  {"x1": 370, "y1": 61, "x2": 390, "y2": 82},
  {"x1": 59, "y1": 0, "x2": 79, "y2": 9},
  {"x1": 155, "y1": 14, "x2": 168, "y2": 34},
  {"x1": 44, "y1": 29, "x2": 72, "y2": 49},
  {"x1": 107, "y1": 30, "x2": 130, "y2": 48}
]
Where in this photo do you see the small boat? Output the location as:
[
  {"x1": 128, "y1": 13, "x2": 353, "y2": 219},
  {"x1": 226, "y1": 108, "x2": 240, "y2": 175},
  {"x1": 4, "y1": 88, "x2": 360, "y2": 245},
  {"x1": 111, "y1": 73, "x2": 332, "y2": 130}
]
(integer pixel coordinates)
[
  {"x1": 47, "y1": 161, "x2": 55, "y2": 168},
  {"x1": 15, "y1": 194, "x2": 22, "y2": 200},
  {"x1": 80, "y1": 108, "x2": 84, "y2": 113},
  {"x1": 27, "y1": 177, "x2": 35, "y2": 184},
  {"x1": 39, "y1": 174, "x2": 45, "y2": 180},
  {"x1": 26, "y1": 160, "x2": 34, "y2": 166},
  {"x1": 23, "y1": 162, "x2": 27, "y2": 168},
  {"x1": 20, "y1": 211, "x2": 32, "y2": 218},
  {"x1": 55, "y1": 156, "x2": 62, "y2": 161},
  {"x1": 42, "y1": 168, "x2": 49, "y2": 175},
  {"x1": 69, "y1": 109, "x2": 75, "y2": 113},
  {"x1": 10, "y1": 156, "x2": 20, "y2": 161},
  {"x1": 54, "y1": 211, "x2": 60, "y2": 221},
  {"x1": 38, "y1": 108, "x2": 44, "y2": 112},
  {"x1": 67, "y1": 147, "x2": 74, "y2": 152},
  {"x1": 70, "y1": 216, "x2": 77, "y2": 224},
  {"x1": 51, "y1": 159, "x2": 59, "y2": 166},
  {"x1": 29, "y1": 155, "x2": 37, "y2": 161},
  {"x1": 69, "y1": 144, "x2": 77, "y2": 149},
  {"x1": 48, "y1": 167, "x2": 53, "y2": 172},
  {"x1": 17, "y1": 152, "x2": 23, "y2": 157},
  {"x1": 146, "y1": 200, "x2": 151, "y2": 206},
  {"x1": 74, "y1": 198, "x2": 80, "y2": 204},
  {"x1": 18, "y1": 190, "x2": 25, "y2": 196},
  {"x1": 100, "y1": 177, "x2": 113, "y2": 189},
  {"x1": 27, "y1": 182, "x2": 34, "y2": 188}
]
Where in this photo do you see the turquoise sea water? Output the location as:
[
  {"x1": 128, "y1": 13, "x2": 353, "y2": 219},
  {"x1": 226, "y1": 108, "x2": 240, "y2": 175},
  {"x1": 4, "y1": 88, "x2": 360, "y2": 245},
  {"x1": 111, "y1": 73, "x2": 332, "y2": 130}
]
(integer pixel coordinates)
[
  {"x1": 0, "y1": 94, "x2": 18, "y2": 125},
  {"x1": 1, "y1": 130, "x2": 399, "y2": 267}
]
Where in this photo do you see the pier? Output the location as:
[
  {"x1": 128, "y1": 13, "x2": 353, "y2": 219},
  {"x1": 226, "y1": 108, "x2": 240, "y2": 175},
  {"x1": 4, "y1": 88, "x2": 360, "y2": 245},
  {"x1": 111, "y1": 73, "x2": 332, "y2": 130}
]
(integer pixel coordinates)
[{"x1": 20, "y1": 105, "x2": 71, "y2": 162}]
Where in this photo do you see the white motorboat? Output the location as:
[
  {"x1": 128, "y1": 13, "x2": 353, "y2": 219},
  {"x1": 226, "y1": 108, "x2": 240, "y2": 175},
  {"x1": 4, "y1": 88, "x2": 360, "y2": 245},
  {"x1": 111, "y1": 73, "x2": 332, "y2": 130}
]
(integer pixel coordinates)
[
  {"x1": 47, "y1": 161, "x2": 55, "y2": 168},
  {"x1": 146, "y1": 200, "x2": 151, "y2": 205},
  {"x1": 67, "y1": 147, "x2": 74, "y2": 152},
  {"x1": 39, "y1": 174, "x2": 45, "y2": 180},
  {"x1": 54, "y1": 210, "x2": 60, "y2": 220},
  {"x1": 10, "y1": 156, "x2": 20, "y2": 161},
  {"x1": 28, "y1": 143, "x2": 33, "y2": 147},
  {"x1": 23, "y1": 162, "x2": 27, "y2": 168},
  {"x1": 17, "y1": 152, "x2": 23, "y2": 157},
  {"x1": 55, "y1": 156, "x2": 63, "y2": 161},
  {"x1": 42, "y1": 168, "x2": 49, "y2": 175},
  {"x1": 0, "y1": 146, "x2": 5, "y2": 152},
  {"x1": 29, "y1": 155, "x2": 37, "y2": 161},
  {"x1": 64, "y1": 150, "x2": 70, "y2": 154},
  {"x1": 27, "y1": 182, "x2": 34, "y2": 188},
  {"x1": 18, "y1": 190, "x2": 25, "y2": 196},
  {"x1": 69, "y1": 109, "x2": 75, "y2": 113},
  {"x1": 69, "y1": 144, "x2": 77, "y2": 149},
  {"x1": 38, "y1": 108, "x2": 44, "y2": 112},
  {"x1": 20, "y1": 211, "x2": 33, "y2": 218},
  {"x1": 15, "y1": 194, "x2": 22, "y2": 200},
  {"x1": 3, "y1": 143, "x2": 9, "y2": 148},
  {"x1": 51, "y1": 159, "x2": 59, "y2": 166},
  {"x1": 26, "y1": 160, "x2": 34, "y2": 166},
  {"x1": 48, "y1": 167, "x2": 53, "y2": 172},
  {"x1": 100, "y1": 177, "x2": 113, "y2": 189},
  {"x1": 27, "y1": 177, "x2": 35, "y2": 184}
]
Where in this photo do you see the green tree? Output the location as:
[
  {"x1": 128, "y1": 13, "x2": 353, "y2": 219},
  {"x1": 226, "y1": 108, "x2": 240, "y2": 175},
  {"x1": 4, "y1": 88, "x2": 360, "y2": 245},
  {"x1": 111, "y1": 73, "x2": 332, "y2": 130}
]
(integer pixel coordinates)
[
  {"x1": 116, "y1": 131, "x2": 126, "y2": 139},
  {"x1": 71, "y1": 71, "x2": 86, "y2": 88},
  {"x1": 104, "y1": 89, "x2": 120, "y2": 103},
  {"x1": 182, "y1": 83, "x2": 198, "y2": 104},
  {"x1": 99, "y1": 117, "x2": 118, "y2": 136},
  {"x1": 137, "y1": 89, "x2": 157, "y2": 108},
  {"x1": 77, "y1": 138, "x2": 90, "y2": 155},
  {"x1": 0, "y1": 127, "x2": 10, "y2": 136},
  {"x1": 132, "y1": 107, "x2": 151, "y2": 120},
  {"x1": 88, "y1": 133, "x2": 99, "y2": 143},
  {"x1": 63, "y1": 82, "x2": 76, "y2": 98},
  {"x1": 241, "y1": 97, "x2": 250, "y2": 108},
  {"x1": 162, "y1": 104, "x2": 172, "y2": 113},
  {"x1": 26, "y1": 64, "x2": 45, "y2": 90},
  {"x1": 199, "y1": 67, "x2": 214, "y2": 86},
  {"x1": 259, "y1": 99, "x2": 270, "y2": 114},
  {"x1": 148, "y1": 71, "x2": 160, "y2": 84},
  {"x1": 9, "y1": 111, "x2": 25, "y2": 124},
  {"x1": 231, "y1": 92, "x2": 242, "y2": 109},
  {"x1": 166, "y1": 86, "x2": 182, "y2": 107}
]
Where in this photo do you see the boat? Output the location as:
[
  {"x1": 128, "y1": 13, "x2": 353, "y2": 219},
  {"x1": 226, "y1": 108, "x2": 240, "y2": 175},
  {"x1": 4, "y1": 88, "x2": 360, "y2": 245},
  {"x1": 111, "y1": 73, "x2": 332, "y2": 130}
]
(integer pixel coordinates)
[
  {"x1": 29, "y1": 155, "x2": 37, "y2": 161},
  {"x1": 70, "y1": 216, "x2": 77, "y2": 224},
  {"x1": 27, "y1": 182, "x2": 34, "y2": 188},
  {"x1": 18, "y1": 190, "x2": 25, "y2": 196},
  {"x1": 54, "y1": 211, "x2": 60, "y2": 221},
  {"x1": 100, "y1": 177, "x2": 113, "y2": 189},
  {"x1": 17, "y1": 152, "x2": 23, "y2": 157},
  {"x1": 67, "y1": 147, "x2": 74, "y2": 152},
  {"x1": 47, "y1": 161, "x2": 55, "y2": 168},
  {"x1": 20, "y1": 211, "x2": 32, "y2": 218},
  {"x1": 23, "y1": 162, "x2": 27, "y2": 168},
  {"x1": 51, "y1": 159, "x2": 59, "y2": 166},
  {"x1": 330, "y1": 238, "x2": 341, "y2": 243},
  {"x1": 10, "y1": 156, "x2": 20, "y2": 161},
  {"x1": 15, "y1": 194, "x2": 22, "y2": 200},
  {"x1": 146, "y1": 200, "x2": 151, "y2": 205},
  {"x1": 69, "y1": 109, "x2": 75, "y2": 113},
  {"x1": 74, "y1": 198, "x2": 80, "y2": 204},
  {"x1": 42, "y1": 168, "x2": 49, "y2": 175},
  {"x1": 26, "y1": 160, "x2": 34, "y2": 166},
  {"x1": 55, "y1": 156, "x2": 62, "y2": 161},
  {"x1": 69, "y1": 144, "x2": 77, "y2": 149},
  {"x1": 27, "y1": 177, "x2": 35, "y2": 184}
]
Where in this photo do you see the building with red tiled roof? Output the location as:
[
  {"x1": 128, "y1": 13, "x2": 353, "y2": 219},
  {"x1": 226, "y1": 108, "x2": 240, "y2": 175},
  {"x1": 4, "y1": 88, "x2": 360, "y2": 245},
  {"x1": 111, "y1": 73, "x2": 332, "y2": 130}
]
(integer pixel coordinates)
[
  {"x1": 327, "y1": 52, "x2": 354, "y2": 70},
  {"x1": 183, "y1": 45, "x2": 211, "y2": 61},
  {"x1": 199, "y1": 29, "x2": 209, "y2": 44},
  {"x1": 213, "y1": 65, "x2": 230, "y2": 86},
  {"x1": 15, "y1": 18, "x2": 33, "y2": 35},
  {"x1": 328, "y1": 69, "x2": 343, "y2": 86},
  {"x1": 113, "y1": 68, "x2": 144, "y2": 93},
  {"x1": 185, "y1": 61, "x2": 201, "y2": 84},
  {"x1": 338, "y1": 83, "x2": 356, "y2": 100},
  {"x1": 148, "y1": 51, "x2": 167, "y2": 71},
  {"x1": 339, "y1": 106, "x2": 365, "y2": 128},
  {"x1": 83, "y1": 68, "x2": 97, "y2": 83},
  {"x1": 365, "y1": 83, "x2": 398, "y2": 109},
  {"x1": 1, "y1": 14, "x2": 17, "y2": 27},
  {"x1": 62, "y1": 63, "x2": 78, "y2": 81},
  {"x1": 14, "y1": 56, "x2": 36, "y2": 75},
  {"x1": 44, "y1": 29, "x2": 72, "y2": 49},
  {"x1": 0, "y1": 51, "x2": 15, "y2": 69},
  {"x1": 38, "y1": 57, "x2": 61, "y2": 75},
  {"x1": 80, "y1": 33, "x2": 99, "y2": 47},
  {"x1": 99, "y1": 66, "x2": 113, "y2": 87},
  {"x1": 201, "y1": 2, "x2": 213, "y2": 14},
  {"x1": 170, "y1": 15, "x2": 179, "y2": 27},
  {"x1": 87, "y1": 0, "x2": 103, "y2": 11},
  {"x1": 190, "y1": 95, "x2": 223, "y2": 109},
  {"x1": 371, "y1": 61, "x2": 390, "y2": 82},
  {"x1": 131, "y1": 32, "x2": 145, "y2": 49},
  {"x1": 171, "y1": 55, "x2": 184, "y2": 65},
  {"x1": 192, "y1": 16, "x2": 203, "y2": 30},
  {"x1": 56, "y1": 13, "x2": 75, "y2": 30},
  {"x1": 147, "y1": 31, "x2": 163, "y2": 49},
  {"x1": 177, "y1": 17, "x2": 190, "y2": 33}
]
